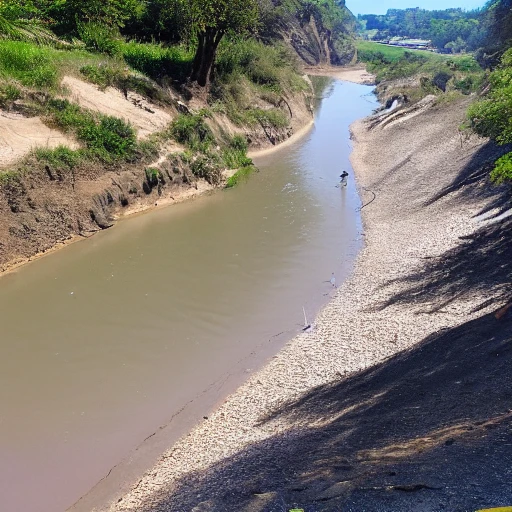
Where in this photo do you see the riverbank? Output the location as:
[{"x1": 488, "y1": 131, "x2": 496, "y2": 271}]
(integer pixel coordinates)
[
  {"x1": 0, "y1": 68, "x2": 376, "y2": 280},
  {"x1": 304, "y1": 65, "x2": 376, "y2": 85},
  {"x1": 0, "y1": 86, "x2": 316, "y2": 279},
  {"x1": 100, "y1": 94, "x2": 512, "y2": 510}
]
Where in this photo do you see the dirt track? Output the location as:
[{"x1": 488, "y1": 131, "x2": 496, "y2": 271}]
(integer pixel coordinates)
[{"x1": 100, "y1": 96, "x2": 512, "y2": 512}]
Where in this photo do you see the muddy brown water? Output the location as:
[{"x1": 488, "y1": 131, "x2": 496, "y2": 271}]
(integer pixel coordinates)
[{"x1": 0, "y1": 80, "x2": 378, "y2": 512}]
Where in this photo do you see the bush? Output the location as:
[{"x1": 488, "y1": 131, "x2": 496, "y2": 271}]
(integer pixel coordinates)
[
  {"x1": 229, "y1": 134, "x2": 248, "y2": 152},
  {"x1": 170, "y1": 114, "x2": 215, "y2": 151},
  {"x1": 491, "y1": 152, "x2": 512, "y2": 183},
  {"x1": 46, "y1": 98, "x2": 136, "y2": 159},
  {"x1": 0, "y1": 41, "x2": 58, "y2": 88},
  {"x1": 48, "y1": 98, "x2": 93, "y2": 131},
  {"x1": 467, "y1": 48, "x2": 512, "y2": 182},
  {"x1": 80, "y1": 64, "x2": 122, "y2": 88},
  {"x1": 34, "y1": 146, "x2": 84, "y2": 170},
  {"x1": 0, "y1": 82, "x2": 22, "y2": 107},
  {"x1": 190, "y1": 154, "x2": 222, "y2": 185},
  {"x1": 77, "y1": 22, "x2": 123, "y2": 56},
  {"x1": 453, "y1": 76, "x2": 474, "y2": 94},
  {"x1": 79, "y1": 116, "x2": 136, "y2": 156},
  {"x1": 215, "y1": 38, "x2": 299, "y2": 93},
  {"x1": 121, "y1": 42, "x2": 193, "y2": 82}
]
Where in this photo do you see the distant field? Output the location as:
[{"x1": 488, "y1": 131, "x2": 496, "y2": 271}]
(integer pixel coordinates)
[
  {"x1": 356, "y1": 40, "x2": 481, "y2": 70},
  {"x1": 355, "y1": 39, "x2": 483, "y2": 93},
  {"x1": 356, "y1": 40, "x2": 438, "y2": 62}
]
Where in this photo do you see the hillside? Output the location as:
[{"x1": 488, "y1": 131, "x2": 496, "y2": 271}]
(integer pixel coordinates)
[{"x1": 0, "y1": 0, "x2": 357, "y2": 274}]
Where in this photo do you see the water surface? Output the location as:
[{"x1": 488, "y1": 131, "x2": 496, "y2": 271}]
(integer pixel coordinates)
[{"x1": 0, "y1": 79, "x2": 378, "y2": 511}]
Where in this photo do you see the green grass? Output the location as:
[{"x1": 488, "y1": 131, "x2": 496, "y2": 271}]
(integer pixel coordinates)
[
  {"x1": 121, "y1": 41, "x2": 193, "y2": 83},
  {"x1": 169, "y1": 114, "x2": 215, "y2": 152},
  {"x1": 356, "y1": 40, "x2": 425, "y2": 63},
  {"x1": 43, "y1": 98, "x2": 152, "y2": 164},
  {"x1": 356, "y1": 40, "x2": 484, "y2": 94},
  {"x1": 0, "y1": 41, "x2": 58, "y2": 88},
  {"x1": 213, "y1": 38, "x2": 308, "y2": 127},
  {"x1": 225, "y1": 165, "x2": 254, "y2": 188},
  {"x1": 34, "y1": 146, "x2": 85, "y2": 170}
]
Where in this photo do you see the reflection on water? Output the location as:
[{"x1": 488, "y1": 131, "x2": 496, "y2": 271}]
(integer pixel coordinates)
[{"x1": 0, "y1": 80, "x2": 378, "y2": 512}]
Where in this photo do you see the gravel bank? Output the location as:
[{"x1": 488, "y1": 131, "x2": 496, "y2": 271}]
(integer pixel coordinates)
[{"x1": 104, "y1": 96, "x2": 511, "y2": 512}]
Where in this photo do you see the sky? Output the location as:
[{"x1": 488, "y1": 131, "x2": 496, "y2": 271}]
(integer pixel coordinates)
[{"x1": 346, "y1": 0, "x2": 487, "y2": 16}]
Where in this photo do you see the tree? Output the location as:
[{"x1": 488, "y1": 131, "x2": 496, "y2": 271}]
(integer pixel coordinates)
[
  {"x1": 0, "y1": 0, "x2": 57, "y2": 42},
  {"x1": 184, "y1": 0, "x2": 259, "y2": 87}
]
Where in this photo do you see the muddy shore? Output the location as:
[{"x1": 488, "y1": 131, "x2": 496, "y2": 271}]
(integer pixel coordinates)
[{"x1": 97, "y1": 93, "x2": 512, "y2": 511}]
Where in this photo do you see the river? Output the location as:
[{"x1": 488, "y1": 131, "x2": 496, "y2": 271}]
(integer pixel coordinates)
[{"x1": 0, "y1": 79, "x2": 378, "y2": 512}]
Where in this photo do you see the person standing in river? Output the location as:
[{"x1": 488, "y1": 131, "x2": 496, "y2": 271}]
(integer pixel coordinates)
[{"x1": 330, "y1": 273, "x2": 336, "y2": 288}]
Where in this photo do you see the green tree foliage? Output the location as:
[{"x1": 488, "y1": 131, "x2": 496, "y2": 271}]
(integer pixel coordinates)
[
  {"x1": 468, "y1": 48, "x2": 512, "y2": 182},
  {"x1": 358, "y1": 7, "x2": 485, "y2": 53},
  {"x1": 474, "y1": 0, "x2": 512, "y2": 68},
  {"x1": 0, "y1": 0, "x2": 58, "y2": 43},
  {"x1": 184, "y1": 0, "x2": 260, "y2": 87}
]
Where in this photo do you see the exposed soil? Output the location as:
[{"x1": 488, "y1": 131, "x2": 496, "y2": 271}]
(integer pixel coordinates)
[
  {"x1": 0, "y1": 111, "x2": 78, "y2": 168},
  {"x1": 304, "y1": 65, "x2": 376, "y2": 85},
  {"x1": 102, "y1": 96, "x2": 512, "y2": 512},
  {"x1": 61, "y1": 76, "x2": 173, "y2": 139}
]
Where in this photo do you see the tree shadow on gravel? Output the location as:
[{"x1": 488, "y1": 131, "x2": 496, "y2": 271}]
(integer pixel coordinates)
[
  {"x1": 425, "y1": 140, "x2": 512, "y2": 218},
  {"x1": 141, "y1": 313, "x2": 512, "y2": 512},
  {"x1": 375, "y1": 140, "x2": 512, "y2": 314},
  {"x1": 377, "y1": 215, "x2": 512, "y2": 313}
]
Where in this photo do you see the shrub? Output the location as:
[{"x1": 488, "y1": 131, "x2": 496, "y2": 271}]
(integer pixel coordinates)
[
  {"x1": 47, "y1": 98, "x2": 94, "y2": 132},
  {"x1": 190, "y1": 154, "x2": 222, "y2": 185},
  {"x1": 229, "y1": 134, "x2": 248, "y2": 152},
  {"x1": 491, "y1": 152, "x2": 512, "y2": 183},
  {"x1": 34, "y1": 146, "x2": 84, "y2": 170},
  {"x1": 80, "y1": 64, "x2": 122, "y2": 88},
  {"x1": 0, "y1": 41, "x2": 58, "y2": 88},
  {"x1": 79, "y1": 116, "x2": 136, "y2": 156},
  {"x1": 77, "y1": 22, "x2": 123, "y2": 56},
  {"x1": 170, "y1": 114, "x2": 215, "y2": 151},
  {"x1": 46, "y1": 98, "x2": 136, "y2": 159},
  {"x1": 453, "y1": 76, "x2": 474, "y2": 94},
  {"x1": 0, "y1": 82, "x2": 22, "y2": 107},
  {"x1": 121, "y1": 41, "x2": 193, "y2": 82}
]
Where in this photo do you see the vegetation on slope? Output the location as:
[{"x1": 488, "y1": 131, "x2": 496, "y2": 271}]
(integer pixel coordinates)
[
  {"x1": 355, "y1": 1, "x2": 512, "y2": 187},
  {"x1": 356, "y1": 41, "x2": 484, "y2": 101},
  {"x1": 468, "y1": 48, "x2": 512, "y2": 183},
  {"x1": 0, "y1": 0, "x2": 356, "y2": 190}
]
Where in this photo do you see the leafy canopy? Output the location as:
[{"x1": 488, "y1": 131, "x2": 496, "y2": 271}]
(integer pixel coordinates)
[
  {"x1": 468, "y1": 47, "x2": 512, "y2": 183},
  {"x1": 184, "y1": 0, "x2": 259, "y2": 38}
]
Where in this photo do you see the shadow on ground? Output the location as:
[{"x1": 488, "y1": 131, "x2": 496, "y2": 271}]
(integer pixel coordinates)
[
  {"x1": 377, "y1": 214, "x2": 512, "y2": 313},
  {"x1": 142, "y1": 313, "x2": 512, "y2": 512},
  {"x1": 425, "y1": 140, "x2": 511, "y2": 217},
  {"x1": 376, "y1": 141, "x2": 512, "y2": 313}
]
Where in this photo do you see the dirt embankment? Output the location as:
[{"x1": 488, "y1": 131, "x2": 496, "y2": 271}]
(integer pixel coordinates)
[
  {"x1": 98, "y1": 96, "x2": 512, "y2": 512},
  {"x1": 0, "y1": 73, "x2": 314, "y2": 276}
]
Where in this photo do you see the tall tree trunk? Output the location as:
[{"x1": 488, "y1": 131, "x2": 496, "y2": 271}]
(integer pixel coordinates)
[
  {"x1": 191, "y1": 28, "x2": 224, "y2": 87},
  {"x1": 190, "y1": 33, "x2": 205, "y2": 83}
]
